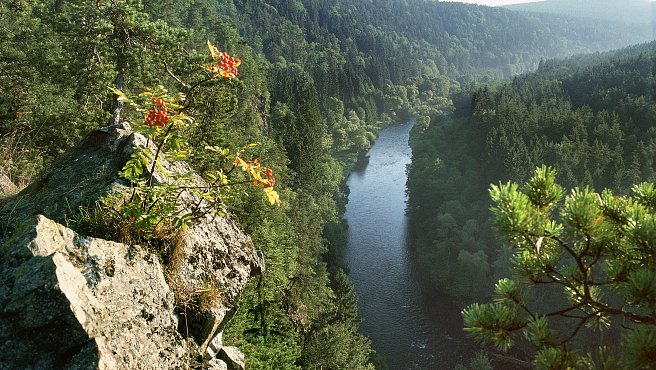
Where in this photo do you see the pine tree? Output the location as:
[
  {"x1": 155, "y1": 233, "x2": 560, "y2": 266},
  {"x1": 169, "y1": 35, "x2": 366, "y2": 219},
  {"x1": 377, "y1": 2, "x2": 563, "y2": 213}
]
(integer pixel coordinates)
[
  {"x1": 463, "y1": 166, "x2": 656, "y2": 367},
  {"x1": 331, "y1": 269, "x2": 360, "y2": 326}
]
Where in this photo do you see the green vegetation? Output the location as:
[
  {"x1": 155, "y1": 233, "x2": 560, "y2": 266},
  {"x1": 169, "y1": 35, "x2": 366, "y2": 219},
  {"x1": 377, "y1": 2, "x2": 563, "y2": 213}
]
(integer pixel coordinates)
[
  {"x1": 3, "y1": 0, "x2": 656, "y2": 367},
  {"x1": 1, "y1": 0, "x2": 373, "y2": 367},
  {"x1": 505, "y1": 0, "x2": 656, "y2": 27},
  {"x1": 407, "y1": 40, "x2": 656, "y2": 364},
  {"x1": 464, "y1": 167, "x2": 656, "y2": 368},
  {"x1": 408, "y1": 41, "x2": 656, "y2": 301}
]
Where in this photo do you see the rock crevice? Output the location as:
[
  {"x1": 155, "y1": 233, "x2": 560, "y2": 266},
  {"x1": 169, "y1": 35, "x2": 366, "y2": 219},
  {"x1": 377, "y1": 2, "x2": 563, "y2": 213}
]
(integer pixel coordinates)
[{"x1": 0, "y1": 123, "x2": 262, "y2": 369}]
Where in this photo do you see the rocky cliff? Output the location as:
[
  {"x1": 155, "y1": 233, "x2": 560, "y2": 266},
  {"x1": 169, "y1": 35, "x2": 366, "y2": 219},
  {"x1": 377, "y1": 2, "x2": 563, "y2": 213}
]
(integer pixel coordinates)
[
  {"x1": 0, "y1": 123, "x2": 263, "y2": 369},
  {"x1": 0, "y1": 170, "x2": 16, "y2": 195}
]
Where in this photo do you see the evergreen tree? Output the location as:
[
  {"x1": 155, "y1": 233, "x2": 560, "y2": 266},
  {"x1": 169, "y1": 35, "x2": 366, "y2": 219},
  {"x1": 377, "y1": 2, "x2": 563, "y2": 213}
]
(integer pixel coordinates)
[
  {"x1": 463, "y1": 166, "x2": 656, "y2": 367},
  {"x1": 269, "y1": 63, "x2": 325, "y2": 190},
  {"x1": 301, "y1": 323, "x2": 374, "y2": 370},
  {"x1": 331, "y1": 269, "x2": 360, "y2": 326}
]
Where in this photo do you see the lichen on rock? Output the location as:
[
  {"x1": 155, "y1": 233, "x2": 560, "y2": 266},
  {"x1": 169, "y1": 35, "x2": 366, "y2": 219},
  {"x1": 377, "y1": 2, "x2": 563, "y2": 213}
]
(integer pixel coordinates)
[
  {"x1": 0, "y1": 171, "x2": 16, "y2": 196},
  {"x1": 0, "y1": 123, "x2": 264, "y2": 368},
  {"x1": 1, "y1": 215, "x2": 188, "y2": 368}
]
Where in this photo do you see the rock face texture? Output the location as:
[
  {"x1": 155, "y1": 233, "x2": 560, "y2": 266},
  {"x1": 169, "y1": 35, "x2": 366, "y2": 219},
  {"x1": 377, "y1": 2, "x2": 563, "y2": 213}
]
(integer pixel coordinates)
[
  {"x1": 0, "y1": 123, "x2": 135, "y2": 226},
  {"x1": 1, "y1": 216, "x2": 187, "y2": 369},
  {"x1": 0, "y1": 171, "x2": 16, "y2": 195},
  {"x1": 0, "y1": 123, "x2": 263, "y2": 369}
]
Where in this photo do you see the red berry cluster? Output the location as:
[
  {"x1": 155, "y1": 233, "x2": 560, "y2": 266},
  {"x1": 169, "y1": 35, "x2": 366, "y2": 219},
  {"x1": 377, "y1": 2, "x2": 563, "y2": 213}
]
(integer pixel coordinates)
[
  {"x1": 145, "y1": 97, "x2": 170, "y2": 127},
  {"x1": 206, "y1": 41, "x2": 242, "y2": 80},
  {"x1": 206, "y1": 55, "x2": 241, "y2": 79},
  {"x1": 264, "y1": 167, "x2": 276, "y2": 188},
  {"x1": 219, "y1": 52, "x2": 241, "y2": 78}
]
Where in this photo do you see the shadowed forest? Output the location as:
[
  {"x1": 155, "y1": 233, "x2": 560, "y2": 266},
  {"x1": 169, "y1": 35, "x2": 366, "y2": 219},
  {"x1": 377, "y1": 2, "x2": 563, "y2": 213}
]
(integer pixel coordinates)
[{"x1": 2, "y1": 0, "x2": 656, "y2": 368}]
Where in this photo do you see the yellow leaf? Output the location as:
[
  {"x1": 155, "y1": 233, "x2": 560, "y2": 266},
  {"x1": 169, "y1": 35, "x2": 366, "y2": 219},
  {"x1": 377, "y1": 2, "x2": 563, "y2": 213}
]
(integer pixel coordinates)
[
  {"x1": 207, "y1": 40, "x2": 219, "y2": 61},
  {"x1": 264, "y1": 187, "x2": 281, "y2": 206},
  {"x1": 591, "y1": 216, "x2": 604, "y2": 226}
]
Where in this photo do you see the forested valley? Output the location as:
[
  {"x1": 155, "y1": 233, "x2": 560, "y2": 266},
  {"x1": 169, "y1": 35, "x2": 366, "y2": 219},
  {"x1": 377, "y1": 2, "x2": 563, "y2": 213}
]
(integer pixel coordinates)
[
  {"x1": 1, "y1": 0, "x2": 655, "y2": 368},
  {"x1": 407, "y1": 41, "x2": 656, "y2": 367}
]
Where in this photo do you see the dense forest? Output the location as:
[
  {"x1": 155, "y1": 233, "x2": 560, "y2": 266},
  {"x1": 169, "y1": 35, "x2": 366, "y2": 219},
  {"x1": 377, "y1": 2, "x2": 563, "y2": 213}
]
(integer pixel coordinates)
[
  {"x1": 407, "y1": 41, "x2": 656, "y2": 366},
  {"x1": 505, "y1": 0, "x2": 656, "y2": 27},
  {"x1": 2, "y1": 0, "x2": 655, "y2": 368}
]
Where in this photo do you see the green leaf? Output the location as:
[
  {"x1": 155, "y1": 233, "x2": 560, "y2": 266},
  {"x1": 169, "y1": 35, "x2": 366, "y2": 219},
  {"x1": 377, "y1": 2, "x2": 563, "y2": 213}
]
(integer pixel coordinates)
[
  {"x1": 524, "y1": 165, "x2": 564, "y2": 210},
  {"x1": 622, "y1": 326, "x2": 656, "y2": 368},
  {"x1": 523, "y1": 316, "x2": 554, "y2": 347}
]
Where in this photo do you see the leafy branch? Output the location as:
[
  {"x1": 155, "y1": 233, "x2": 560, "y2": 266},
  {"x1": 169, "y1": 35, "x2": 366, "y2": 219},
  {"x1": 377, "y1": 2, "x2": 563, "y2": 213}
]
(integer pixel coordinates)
[{"x1": 107, "y1": 41, "x2": 280, "y2": 238}]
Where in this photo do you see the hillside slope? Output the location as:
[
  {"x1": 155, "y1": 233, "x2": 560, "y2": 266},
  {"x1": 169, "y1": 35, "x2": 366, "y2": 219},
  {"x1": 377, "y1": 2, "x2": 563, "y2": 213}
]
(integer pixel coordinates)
[
  {"x1": 505, "y1": 0, "x2": 656, "y2": 26},
  {"x1": 407, "y1": 40, "x2": 656, "y2": 301},
  {"x1": 2, "y1": 0, "x2": 655, "y2": 367}
]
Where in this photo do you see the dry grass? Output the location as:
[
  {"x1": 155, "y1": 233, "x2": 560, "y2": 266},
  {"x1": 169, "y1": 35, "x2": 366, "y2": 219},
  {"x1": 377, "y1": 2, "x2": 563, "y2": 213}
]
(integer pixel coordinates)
[
  {"x1": 0, "y1": 132, "x2": 45, "y2": 187},
  {"x1": 166, "y1": 274, "x2": 222, "y2": 313},
  {"x1": 71, "y1": 198, "x2": 184, "y2": 254}
]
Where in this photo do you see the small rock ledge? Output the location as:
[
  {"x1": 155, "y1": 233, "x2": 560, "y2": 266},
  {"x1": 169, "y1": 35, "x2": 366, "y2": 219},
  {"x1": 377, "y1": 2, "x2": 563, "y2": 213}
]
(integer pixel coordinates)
[
  {"x1": 1, "y1": 215, "x2": 187, "y2": 368},
  {"x1": 0, "y1": 123, "x2": 262, "y2": 369}
]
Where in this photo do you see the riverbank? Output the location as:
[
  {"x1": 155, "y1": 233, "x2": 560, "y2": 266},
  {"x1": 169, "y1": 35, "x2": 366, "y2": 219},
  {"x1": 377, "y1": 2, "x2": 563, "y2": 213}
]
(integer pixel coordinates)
[{"x1": 343, "y1": 121, "x2": 480, "y2": 369}]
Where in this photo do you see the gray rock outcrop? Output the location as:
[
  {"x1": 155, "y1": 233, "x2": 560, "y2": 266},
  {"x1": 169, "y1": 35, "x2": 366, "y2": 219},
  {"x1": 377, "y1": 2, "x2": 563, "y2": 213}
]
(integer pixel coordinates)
[
  {"x1": 1, "y1": 216, "x2": 187, "y2": 369},
  {"x1": 0, "y1": 123, "x2": 264, "y2": 368},
  {"x1": 0, "y1": 123, "x2": 135, "y2": 226},
  {"x1": 218, "y1": 346, "x2": 246, "y2": 370},
  {"x1": 0, "y1": 170, "x2": 16, "y2": 195}
]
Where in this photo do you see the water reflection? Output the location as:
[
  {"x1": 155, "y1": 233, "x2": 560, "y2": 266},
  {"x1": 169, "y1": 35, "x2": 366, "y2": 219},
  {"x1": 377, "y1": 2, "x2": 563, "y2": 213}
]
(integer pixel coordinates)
[{"x1": 344, "y1": 121, "x2": 478, "y2": 369}]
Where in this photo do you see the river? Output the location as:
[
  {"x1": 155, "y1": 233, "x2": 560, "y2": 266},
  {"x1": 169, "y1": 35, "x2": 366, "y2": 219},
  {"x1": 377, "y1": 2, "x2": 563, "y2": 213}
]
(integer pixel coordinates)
[{"x1": 344, "y1": 121, "x2": 478, "y2": 369}]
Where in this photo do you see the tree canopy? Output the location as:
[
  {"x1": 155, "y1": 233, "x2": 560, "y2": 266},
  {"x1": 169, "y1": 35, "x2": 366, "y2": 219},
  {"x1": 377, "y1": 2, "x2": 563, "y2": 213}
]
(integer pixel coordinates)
[
  {"x1": 464, "y1": 166, "x2": 656, "y2": 368},
  {"x1": 3, "y1": 0, "x2": 656, "y2": 367}
]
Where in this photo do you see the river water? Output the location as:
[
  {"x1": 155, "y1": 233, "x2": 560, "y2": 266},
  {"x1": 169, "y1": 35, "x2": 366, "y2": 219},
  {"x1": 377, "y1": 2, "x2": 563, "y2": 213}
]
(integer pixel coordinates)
[{"x1": 344, "y1": 121, "x2": 478, "y2": 369}]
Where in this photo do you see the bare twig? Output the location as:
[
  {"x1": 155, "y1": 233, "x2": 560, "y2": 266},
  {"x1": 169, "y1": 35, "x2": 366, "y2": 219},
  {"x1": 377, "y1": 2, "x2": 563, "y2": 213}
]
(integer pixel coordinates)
[{"x1": 164, "y1": 62, "x2": 190, "y2": 89}]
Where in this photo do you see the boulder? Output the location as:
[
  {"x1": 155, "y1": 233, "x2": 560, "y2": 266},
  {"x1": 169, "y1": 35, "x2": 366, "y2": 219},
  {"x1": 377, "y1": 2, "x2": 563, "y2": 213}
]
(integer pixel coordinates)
[
  {"x1": 0, "y1": 171, "x2": 16, "y2": 195},
  {"x1": 0, "y1": 123, "x2": 262, "y2": 366},
  {"x1": 205, "y1": 333, "x2": 244, "y2": 370},
  {"x1": 218, "y1": 346, "x2": 246, "y2": 370},
  {"x1": 0, "y1": 216, "x2": 188, "y2": 368}
]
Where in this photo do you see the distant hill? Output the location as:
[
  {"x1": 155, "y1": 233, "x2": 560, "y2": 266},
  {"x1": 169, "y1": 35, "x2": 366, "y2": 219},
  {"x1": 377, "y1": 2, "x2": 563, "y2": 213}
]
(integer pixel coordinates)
[
  {"x1": 233, "y1": 0, "x2": 655, "y2": 83},
  {"x1": 504, "y1": 0, "x2": 656, "y2": 26},
  {"x1": 407, "y1": 39, "x2": 656, "y2": 304}
]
